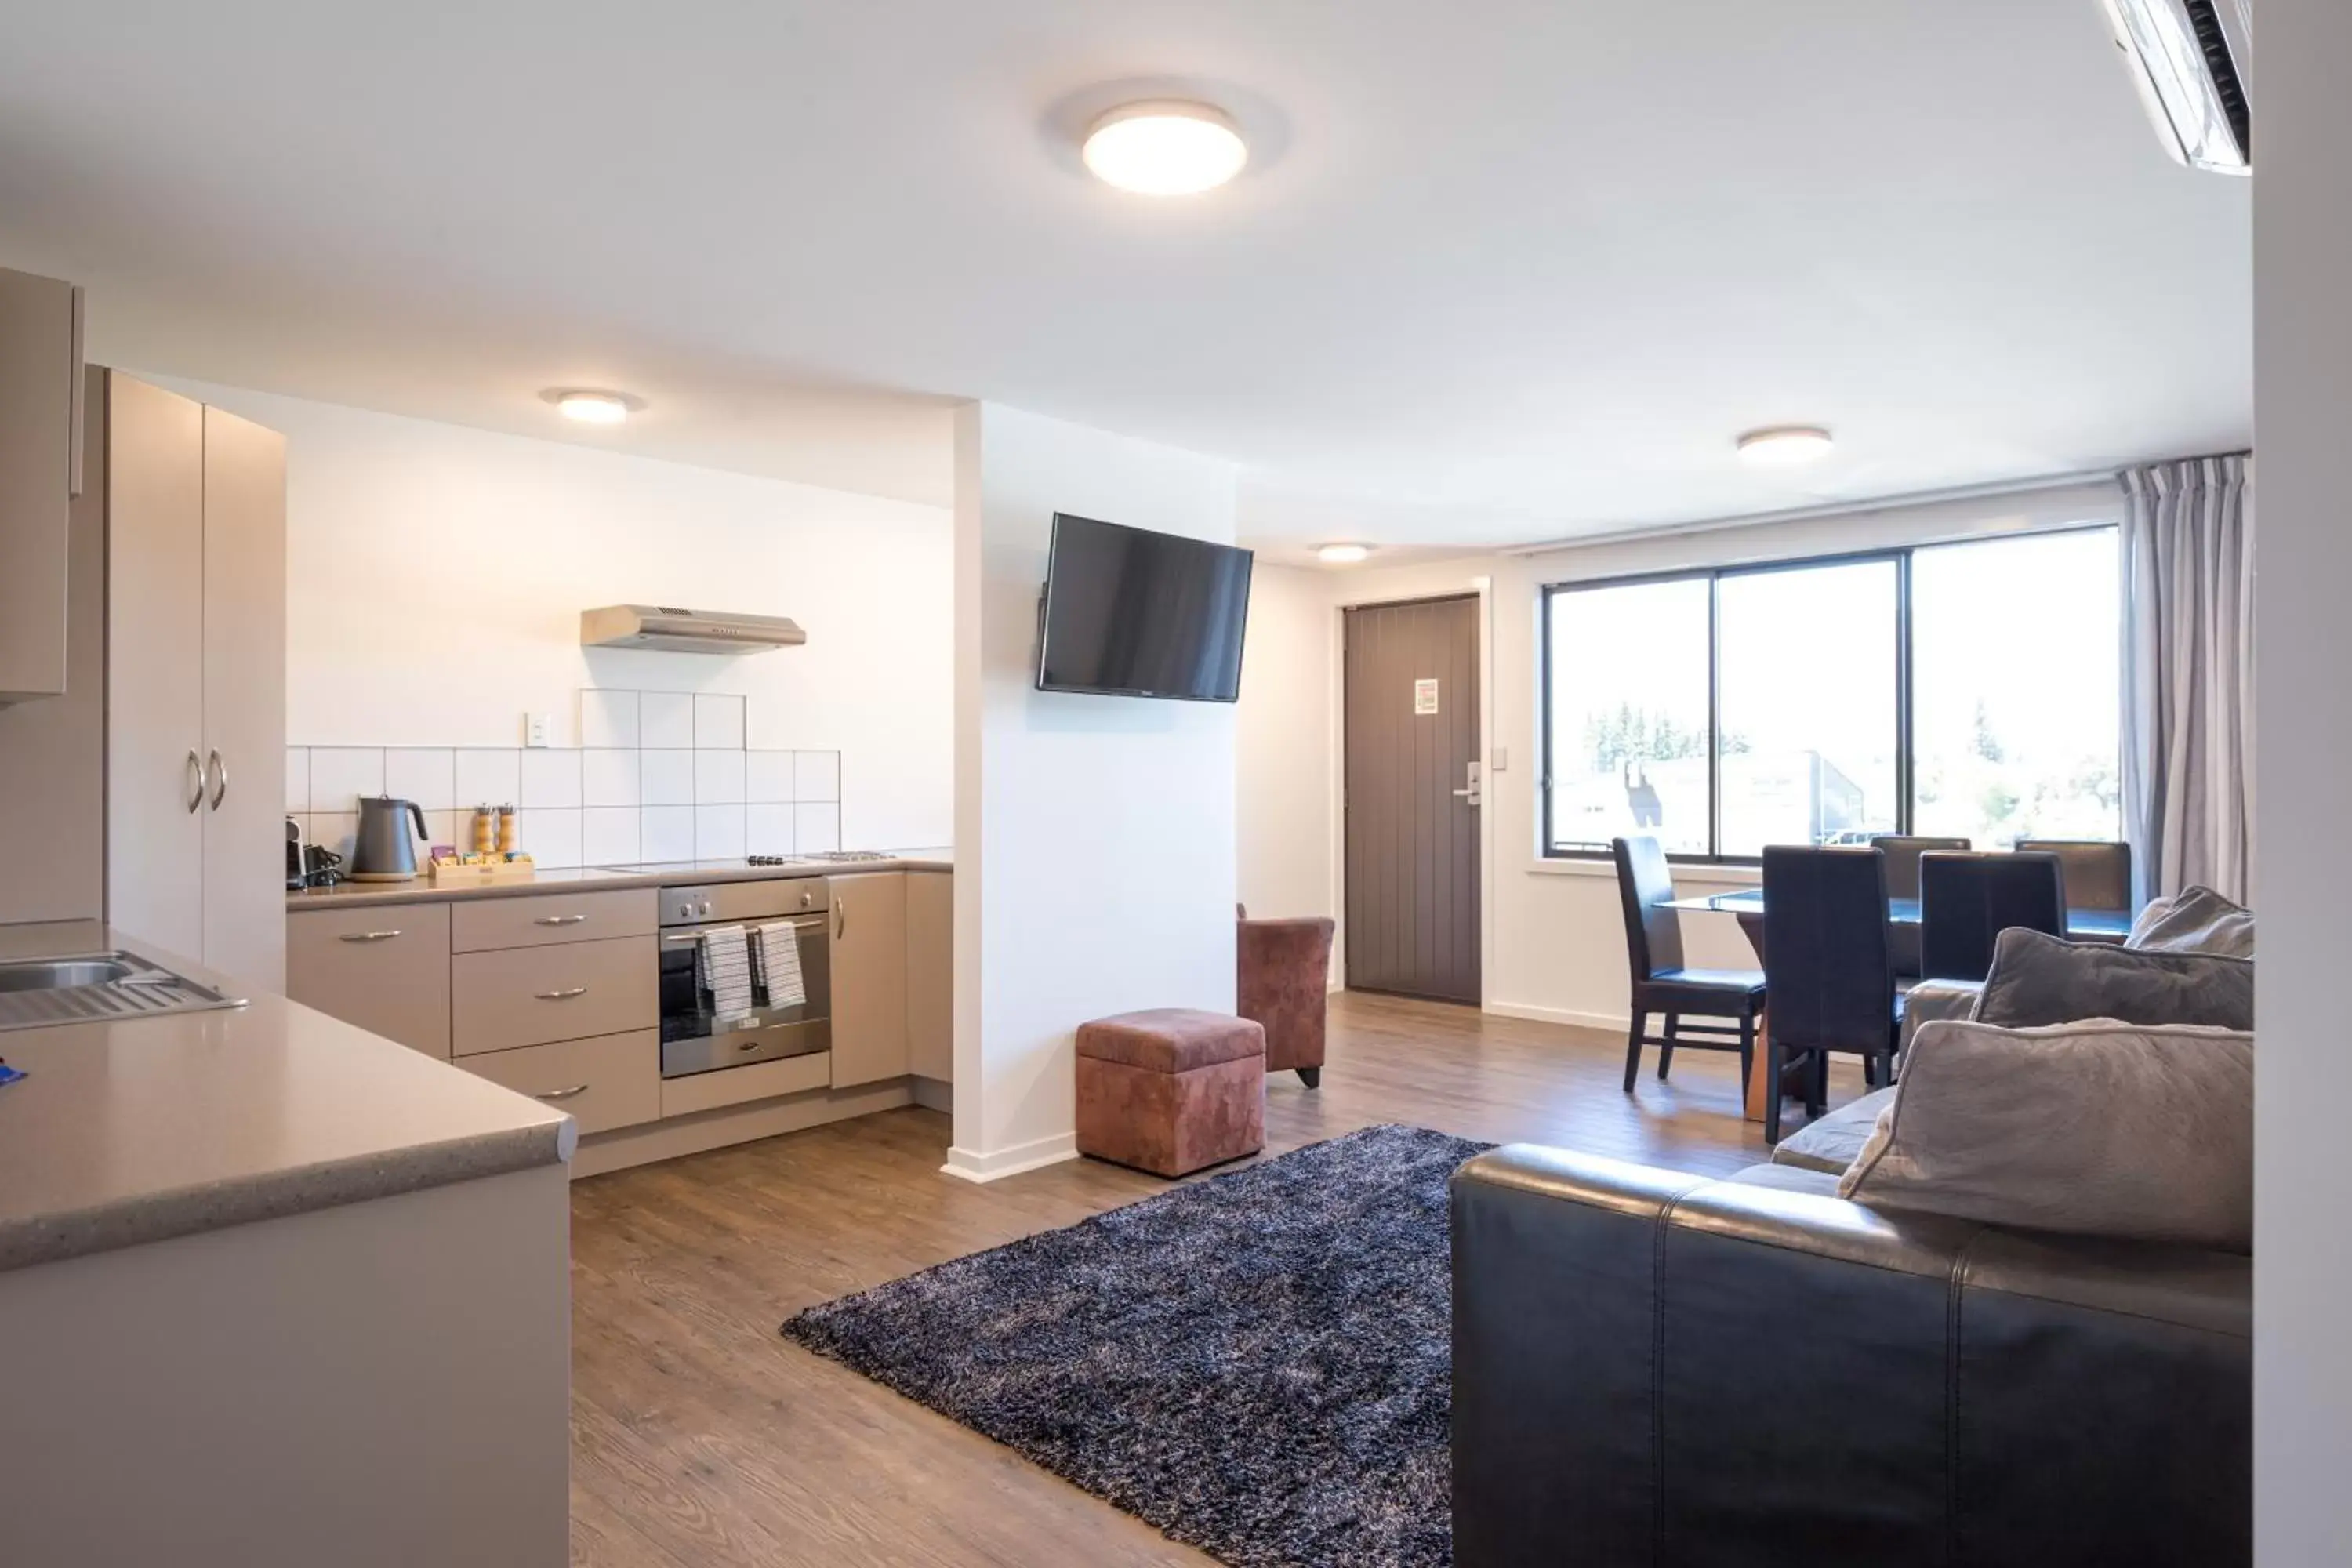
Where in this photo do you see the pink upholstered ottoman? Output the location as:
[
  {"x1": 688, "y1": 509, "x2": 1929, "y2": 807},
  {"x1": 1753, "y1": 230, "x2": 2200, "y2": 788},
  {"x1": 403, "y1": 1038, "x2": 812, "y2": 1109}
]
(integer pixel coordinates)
[{"x1": 1076, "y1": 1009, "x2": 1266, "y2": 1178}]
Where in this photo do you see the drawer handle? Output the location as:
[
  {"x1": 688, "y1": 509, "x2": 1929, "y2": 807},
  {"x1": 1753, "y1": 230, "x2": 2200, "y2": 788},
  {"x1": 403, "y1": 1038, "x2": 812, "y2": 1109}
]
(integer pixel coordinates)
[
  {"x1": 534, "y1": 914, "x2": 588, "y2": 927},
  {"x1": 534, "y1": 986, "x2": 590, "y2": 1001},
  {"x1": 339, "y1": 930, "x2": 404, "y2": 943},
  {"x1": 534, "y1": 1083, "x2": 591, "y2": 1101}
]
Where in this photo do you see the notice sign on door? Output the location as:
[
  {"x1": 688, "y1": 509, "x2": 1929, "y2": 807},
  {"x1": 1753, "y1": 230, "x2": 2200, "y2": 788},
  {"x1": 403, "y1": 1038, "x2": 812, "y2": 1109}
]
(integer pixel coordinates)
[{"x1": 1414, "y1": 678, "x2": 1440, "y2": 716}]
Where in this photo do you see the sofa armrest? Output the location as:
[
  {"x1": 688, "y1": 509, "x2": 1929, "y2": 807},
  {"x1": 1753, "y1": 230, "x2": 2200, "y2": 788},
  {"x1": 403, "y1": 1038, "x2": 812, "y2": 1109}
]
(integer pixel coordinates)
[{"x1": 1450, "y1": 1145, "x2": 2250, "y2": 1567}]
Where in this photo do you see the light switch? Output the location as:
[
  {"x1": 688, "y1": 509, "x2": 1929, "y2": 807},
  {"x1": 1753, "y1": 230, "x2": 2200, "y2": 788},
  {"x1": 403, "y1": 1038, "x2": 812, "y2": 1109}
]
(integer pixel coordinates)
[
  {"x1": 1492, "y1": 746, "x2": 1508, "y2": 771},
  {"x1": 525, "y1": 712, "x2": 552, "y2": 748}
]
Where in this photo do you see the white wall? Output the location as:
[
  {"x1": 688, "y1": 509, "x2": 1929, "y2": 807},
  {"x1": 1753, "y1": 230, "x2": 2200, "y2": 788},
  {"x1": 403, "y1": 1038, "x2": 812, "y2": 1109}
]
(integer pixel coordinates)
[
  {"x1": 1236, "y1": 564, "x2": 1336, "y2": 920},
  {"x1": 950, "y1": 403, "x2": 1239, "y2": 1180},
  {"x1": 1236, "y1": 480, "x2": 2127, "y2": 1027},
  {"x1": 145, "y1": 377, "x2": 954, "y2": 851},
  {"x1": 2253, "y1": 0, "x2": 2352, "y2": 1555}
]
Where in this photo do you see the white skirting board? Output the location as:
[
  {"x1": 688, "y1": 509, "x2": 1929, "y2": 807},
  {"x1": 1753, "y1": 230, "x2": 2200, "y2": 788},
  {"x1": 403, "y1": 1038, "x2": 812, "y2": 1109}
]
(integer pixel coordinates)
[
  {"x1": 941, "y1": 1131, "x2": 1080, "y2": 1184},
  {"x1": 1483, "y1": 999, "x2": 1632, "y2": 1033}
]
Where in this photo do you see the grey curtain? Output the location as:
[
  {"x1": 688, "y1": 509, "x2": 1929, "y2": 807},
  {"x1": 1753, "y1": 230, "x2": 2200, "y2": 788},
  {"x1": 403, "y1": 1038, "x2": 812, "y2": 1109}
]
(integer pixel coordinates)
[{"x1": 2121, "y1": 454, "x2": 2254, "y2": 904}]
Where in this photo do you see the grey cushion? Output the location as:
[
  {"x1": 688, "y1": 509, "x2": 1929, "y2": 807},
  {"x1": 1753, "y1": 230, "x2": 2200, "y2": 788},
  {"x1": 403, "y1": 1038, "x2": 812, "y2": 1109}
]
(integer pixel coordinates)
[
  {"x1": 1839, "y1": 1018, "x2": 2254, "y2": 1251},
  {"x1": 1974, "y1": 927, "x2": 2253, "y2": 1032},
  {"x1": 2127, "y1": 884, "x2": 2256, "y2": 958},
  {"x1": 1898, "y1": 978, "x2": 1983, "y2": 1055},
  {"x1": 1769, "y1": 1087, "x2": 1897, "y2": 1174}
]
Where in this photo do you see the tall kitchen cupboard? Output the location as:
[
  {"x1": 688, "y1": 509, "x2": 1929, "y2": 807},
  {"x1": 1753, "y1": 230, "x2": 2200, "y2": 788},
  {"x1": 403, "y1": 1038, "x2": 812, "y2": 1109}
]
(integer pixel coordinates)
[{"x1": 103, "y1": 372, "x2": 289, "y2": 992}]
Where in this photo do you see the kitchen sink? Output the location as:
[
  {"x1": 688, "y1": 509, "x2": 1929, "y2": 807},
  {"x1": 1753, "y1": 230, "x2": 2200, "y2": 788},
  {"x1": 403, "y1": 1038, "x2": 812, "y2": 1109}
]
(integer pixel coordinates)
[{"x1": 0, "y1": 952, "x2": 246, "y2": 1033}]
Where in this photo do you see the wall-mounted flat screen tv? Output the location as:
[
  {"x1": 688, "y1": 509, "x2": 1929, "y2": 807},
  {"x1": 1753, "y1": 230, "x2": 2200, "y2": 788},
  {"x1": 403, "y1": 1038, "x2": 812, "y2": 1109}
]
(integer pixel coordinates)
[{"x1": 1035, "y1": 514, "x2": 1254, "y2": 702}]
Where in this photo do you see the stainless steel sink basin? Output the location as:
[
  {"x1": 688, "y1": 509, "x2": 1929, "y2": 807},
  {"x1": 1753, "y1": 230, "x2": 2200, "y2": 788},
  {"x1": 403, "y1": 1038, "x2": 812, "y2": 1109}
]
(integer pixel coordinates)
[{"x1": 0, "y1": 951, "x2": 246, "y2": 1032}]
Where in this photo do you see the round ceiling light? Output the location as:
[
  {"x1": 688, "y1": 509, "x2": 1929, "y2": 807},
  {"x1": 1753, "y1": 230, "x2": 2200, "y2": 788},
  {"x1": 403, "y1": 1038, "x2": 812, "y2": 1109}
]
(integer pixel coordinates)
[
  {"x1": 550, "y1": 390, "x2": 633, "y2": 425},
  {"x1": 1317, "y1": 543, "x2": 1372, "y2": 565},
  {"x1": 1082, "y1": 101, "x2": 1248, "y2": 195},
  {"x1": 1736, "y1": 426, "x2": 1834, "y2": 466}
]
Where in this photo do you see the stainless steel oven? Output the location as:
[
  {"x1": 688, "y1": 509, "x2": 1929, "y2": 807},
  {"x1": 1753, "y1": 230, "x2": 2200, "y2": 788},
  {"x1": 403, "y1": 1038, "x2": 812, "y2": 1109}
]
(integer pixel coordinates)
[{"x1": 657, "y1": 879, "x2": 832, "y2": 1078}]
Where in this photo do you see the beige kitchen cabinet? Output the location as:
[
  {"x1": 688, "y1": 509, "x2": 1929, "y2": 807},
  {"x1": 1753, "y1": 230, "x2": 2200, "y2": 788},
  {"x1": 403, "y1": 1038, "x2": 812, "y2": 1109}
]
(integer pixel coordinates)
[
  {"x1": 451, "y1": 935, "x2": 656, "y2": 1056},
  {"x1": 287, "y1": 904, "x2": 455, "y2": 1058},
  {"x1": 0, "y1": 266, "x2": 82, "y2": 703},
  {"x1": 459, "y1": 1030, "x2": 661, "y2": 1135},
  {"x1": 451, "y1": 887, "x2": 656, "y2": 953},
  {"x1": 829, "y1": 871, "x2": 909, "y2": 1088},
  {"x1": 105, "y1": 372, "x2": 288, "y2": 991},
  {"x1": 906, "y1": 869, "x2": 953, "y2": 1082}
]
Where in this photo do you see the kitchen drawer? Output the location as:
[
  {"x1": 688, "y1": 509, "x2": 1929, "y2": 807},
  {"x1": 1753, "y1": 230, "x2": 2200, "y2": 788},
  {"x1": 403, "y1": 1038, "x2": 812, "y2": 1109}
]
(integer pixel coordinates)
[
  {"x1": 459, "y1": 1029, "x2": 659, "y2": 1136},
  {"x1": 451, "y1": 887, "x2": 657, "y2": 953},
  {"x1": 451, "y1": 935, "x2": 655, "y2": 1056},
  {"x1": 287, "y1": 903, "x2": 453, "y2": 1058}
]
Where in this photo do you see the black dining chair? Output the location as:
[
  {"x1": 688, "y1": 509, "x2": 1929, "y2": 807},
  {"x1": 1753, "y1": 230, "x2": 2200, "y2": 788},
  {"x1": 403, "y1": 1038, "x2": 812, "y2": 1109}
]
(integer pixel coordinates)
[
  {"x1": 1759, "y1": 845, "x2": 1904, "y2": 1145},
  {"x1": 1868, "y1": 835, "x2": 1971, "y2": 976},
  {"x1": 1917, "y1": 851, "x2": 2067, "y2": 983},
  {"x1": 2013, "y1": 838, "x2": 2133, "y2": 916},
  {"x1": 1612, "y1": 837, "x2": 1766, "y2": 1096}
]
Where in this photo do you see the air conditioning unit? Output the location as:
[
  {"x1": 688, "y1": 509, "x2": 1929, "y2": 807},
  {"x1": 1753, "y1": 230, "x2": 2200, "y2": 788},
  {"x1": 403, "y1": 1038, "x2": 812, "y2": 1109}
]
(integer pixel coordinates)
[{"x1": 2098, "y1": 0, "x2": 2252, "y2": 175}]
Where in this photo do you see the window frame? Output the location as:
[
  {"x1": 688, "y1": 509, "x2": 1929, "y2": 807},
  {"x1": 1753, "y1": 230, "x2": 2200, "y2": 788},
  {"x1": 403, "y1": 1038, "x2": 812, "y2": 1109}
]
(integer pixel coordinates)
[{"x1": 1538, "y1": 525, "x2": 2117, "y2": 866}]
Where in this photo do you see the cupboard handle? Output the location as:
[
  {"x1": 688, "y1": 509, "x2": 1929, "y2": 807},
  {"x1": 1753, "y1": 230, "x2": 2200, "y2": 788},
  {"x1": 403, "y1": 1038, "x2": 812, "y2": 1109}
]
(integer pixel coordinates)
[
  {"x1": 836, "y1": 895, "x2": 847, "y2": 942},
  {"x1": 184, "y1": 751, "x2": 205, "y2": 814},
  {"x1": 534, "y1": 986, "x2": 590, "y2": 1002},
  {"x1": 533, "y1": 914, "x2": 588, "y2": 927},
  {"x1": 207, "y1": 750, "x2": 228, "y2": 811},
  {"x1": 533, "y1": 1083, "x2": 590, "y2": 1101},
  {"x1": 339, "y1": 930, "x2": 404, "y2": 943}
]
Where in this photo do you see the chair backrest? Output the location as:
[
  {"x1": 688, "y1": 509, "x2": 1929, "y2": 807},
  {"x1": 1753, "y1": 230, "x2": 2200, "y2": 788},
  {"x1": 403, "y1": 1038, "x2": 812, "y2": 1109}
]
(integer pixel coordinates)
[
  {"x1": 1869, "y1": 835, "x2": 1973, "y2": 900},
  {"x1": 1761, "y1": 845, "x2": 1894, "y2": 1054},
  {"x1": 1612, "y1": 836, "x2": 1683, "y2": 982},
  {"x1": 1918, "y1": 851, "x2": 2067, "y2": 982},
  {"x1": 2013, "y1": 839, "x2": 2132, "y2": 913}
]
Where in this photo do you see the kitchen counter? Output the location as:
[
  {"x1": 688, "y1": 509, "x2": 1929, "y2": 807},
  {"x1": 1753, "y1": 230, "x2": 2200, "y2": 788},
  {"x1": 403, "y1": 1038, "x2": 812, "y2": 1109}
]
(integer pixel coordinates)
[
  {"x1": 285, "y1": 847, "x2": 955, "y2": 909},
  {"x1": 0, "y1": 921, "x2": 574, "y2": 1273}
]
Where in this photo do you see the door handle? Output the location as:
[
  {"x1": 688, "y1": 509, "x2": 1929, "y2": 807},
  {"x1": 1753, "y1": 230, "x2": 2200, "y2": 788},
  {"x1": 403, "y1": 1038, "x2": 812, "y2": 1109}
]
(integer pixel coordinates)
[
  {"x1": 184, "y1": 751, "x2": 205, "y2": 814},
  {"x1": 1453, "y1": 760, "x2": 1483, "y2": 807},
  {"x1": 533, "y1": 986, "x2": 590, "y2": 1002},
  {"x1": 207, "y1": 749, "x2": 228, "y2": 811}
]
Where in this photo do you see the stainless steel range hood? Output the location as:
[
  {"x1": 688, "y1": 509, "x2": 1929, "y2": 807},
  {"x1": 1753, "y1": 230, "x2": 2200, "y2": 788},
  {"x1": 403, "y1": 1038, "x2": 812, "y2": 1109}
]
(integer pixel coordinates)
[{"x1": 581, "y1": 605, "x2": 807, "y2": 655}]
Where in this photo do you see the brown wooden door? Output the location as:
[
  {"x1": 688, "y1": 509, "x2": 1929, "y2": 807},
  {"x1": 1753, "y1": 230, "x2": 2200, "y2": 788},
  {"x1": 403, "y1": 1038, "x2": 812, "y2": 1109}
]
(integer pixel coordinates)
[{"x1": 1344, "y1": 595, "x2": 1482, "y2": 1003}]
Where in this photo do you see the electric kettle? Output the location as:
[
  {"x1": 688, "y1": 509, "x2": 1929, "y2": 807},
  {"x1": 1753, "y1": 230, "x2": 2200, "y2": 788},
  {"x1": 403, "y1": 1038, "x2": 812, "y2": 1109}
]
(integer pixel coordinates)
[{"x1": 350, "y1": 796, "x2": 430, "y2": 882}]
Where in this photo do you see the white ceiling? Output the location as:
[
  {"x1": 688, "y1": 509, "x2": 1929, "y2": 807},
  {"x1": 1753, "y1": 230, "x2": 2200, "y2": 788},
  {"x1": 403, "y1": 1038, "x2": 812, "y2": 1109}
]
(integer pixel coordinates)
[{"x1": 0, "y1": 2, "x2": 2250, "y2": 555}]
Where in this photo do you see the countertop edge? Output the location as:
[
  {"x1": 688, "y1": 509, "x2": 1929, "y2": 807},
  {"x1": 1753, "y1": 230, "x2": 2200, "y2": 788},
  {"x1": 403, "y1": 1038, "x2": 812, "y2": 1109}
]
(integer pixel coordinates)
[
  {"x1": 0, "y1": 1117, "x2": 572, "y2": 1276},
  {"x1": 285, "y1": 853, "x2": 954, "y2": 909}
]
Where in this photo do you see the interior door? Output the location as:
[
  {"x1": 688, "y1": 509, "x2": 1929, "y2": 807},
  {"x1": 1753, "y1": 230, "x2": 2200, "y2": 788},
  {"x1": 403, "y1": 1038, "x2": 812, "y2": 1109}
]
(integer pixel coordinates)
[
  {"x1": 201, "y1": 405, "x2": 289, "y2": 990},
  {"x1": 1343, "y1": 594, "x2": 1483, "y2": 1003},
  {"x1": 105, "y1": 375, "x2": 207, "y2": 961}
]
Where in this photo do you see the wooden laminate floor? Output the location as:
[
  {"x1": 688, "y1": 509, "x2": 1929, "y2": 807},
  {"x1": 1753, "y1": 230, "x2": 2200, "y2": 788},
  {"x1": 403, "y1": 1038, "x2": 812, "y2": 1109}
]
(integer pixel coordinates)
[{"x1": 568, "y1": 990, "x2": 1867, "y2": 1567}]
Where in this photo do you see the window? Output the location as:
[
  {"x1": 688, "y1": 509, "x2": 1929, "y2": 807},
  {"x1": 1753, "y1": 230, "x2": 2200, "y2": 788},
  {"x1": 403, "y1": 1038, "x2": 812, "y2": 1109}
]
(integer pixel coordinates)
[
  {"x1": 1910, "y1": 530, "x2": 2122, "y2": 848},
  {"x1": 1544, "y1": 577, "x2": 1712, "y2": 855},
  {"x1": 1541, "y1": 527, "x2": 2122, "y2": 860}
]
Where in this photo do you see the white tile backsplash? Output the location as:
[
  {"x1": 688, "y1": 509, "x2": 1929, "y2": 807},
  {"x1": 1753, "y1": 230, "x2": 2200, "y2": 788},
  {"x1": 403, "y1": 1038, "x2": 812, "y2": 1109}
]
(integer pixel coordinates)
[
  {"x1": 641, "y1": 805, "x2": 695, "y2": 862},
  {"x1": 455, "y1": 748, "x2": 521, "y2": 809},
  {"x1": 641, "y1": 750, "x2": 694, "y2": 807},
  {"x1": 641, "y1": 691, "x2": 694, "y2": 750},
  {"x1": 745, "y1": 750, "x2": 793, "y2": 804},
  {"x1": 746, "y1": 802, "x2": 795, "y2": 857},
  {"x1": 695, "y1": 804, "x2": 746, "y2": 859},
  {"x1": 317, "y1": 693, "x2": 861, "y2": 870},
  {"x1": 795, "y1": 803, "x2": 840, "y2": 853},
  {"x1": 309, "y1": 748, "x2": 384, "y2": 813},
  {"x1": 695, "y1": 693, "x2": 746, "y2": 750},
  {"x1": 582, "y1": 807, "x2": 641, "y2": 866},
  {"x1": 580, "y1": 689, "x2": 639, "y2": 749},
  {"x1": 383, "y1": 748, "x2": 456, "y2": 811},
  {"x1": 583, "y1": 749, "x2": 639, "y2": 808},
  {"x1": 285, "y1": 748, "x2": 310, "y2": 813},
  {"x1": 793, "y1": 751, "x2": 840, "y2": 804},
  {"x1": 694, "y1": 749, "x2": 746, "y2": 805},
  {"x1": 521, "y1": 808, "x2": 583, "y2": 869},
  {"x1": 519, "y1": 748, "x2": 583, "y2": 809}
]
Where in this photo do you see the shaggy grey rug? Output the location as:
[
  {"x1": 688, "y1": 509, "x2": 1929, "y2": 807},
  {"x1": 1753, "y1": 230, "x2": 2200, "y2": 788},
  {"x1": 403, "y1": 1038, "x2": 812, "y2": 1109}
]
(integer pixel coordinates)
[{"x1": 782, "y1": 1123, "x2": 1491, "y2": 1568}]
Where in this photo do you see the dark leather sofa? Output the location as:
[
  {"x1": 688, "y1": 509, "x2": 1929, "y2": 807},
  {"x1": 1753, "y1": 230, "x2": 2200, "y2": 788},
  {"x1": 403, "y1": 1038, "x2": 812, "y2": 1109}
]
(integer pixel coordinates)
[{"x1": 1450, "y1": 1145, "x2": 2250, "y2": 1566}]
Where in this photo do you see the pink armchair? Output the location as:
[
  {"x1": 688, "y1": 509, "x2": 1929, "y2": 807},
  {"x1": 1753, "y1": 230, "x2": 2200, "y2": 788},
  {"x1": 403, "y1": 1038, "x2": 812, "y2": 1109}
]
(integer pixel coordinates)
[{"x1": 1236, "y1": 910, "x2": 1336, "y2": 1087}]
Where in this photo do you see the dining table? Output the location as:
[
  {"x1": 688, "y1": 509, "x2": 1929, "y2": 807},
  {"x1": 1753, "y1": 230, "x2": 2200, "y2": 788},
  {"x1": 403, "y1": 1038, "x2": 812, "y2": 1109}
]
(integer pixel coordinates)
[{"x1": 1662, "y1": 887, "x2": 2133, "y2": 1123}]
